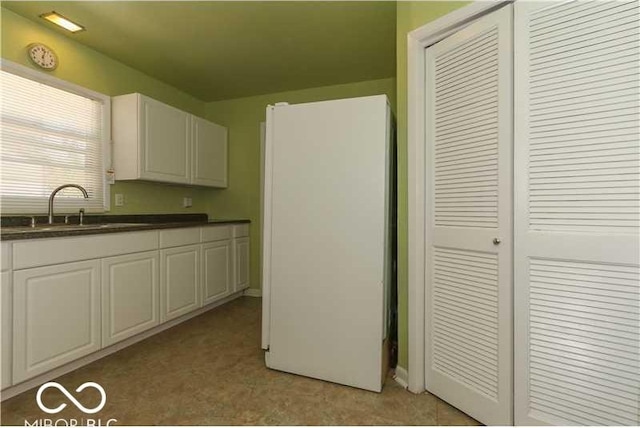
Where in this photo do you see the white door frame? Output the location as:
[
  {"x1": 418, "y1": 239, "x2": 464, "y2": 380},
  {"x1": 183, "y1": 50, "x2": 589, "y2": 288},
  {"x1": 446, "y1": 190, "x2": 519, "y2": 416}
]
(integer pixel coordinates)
[{"x1": 406, "y1": 0, "x2": 512, "y2": 394}]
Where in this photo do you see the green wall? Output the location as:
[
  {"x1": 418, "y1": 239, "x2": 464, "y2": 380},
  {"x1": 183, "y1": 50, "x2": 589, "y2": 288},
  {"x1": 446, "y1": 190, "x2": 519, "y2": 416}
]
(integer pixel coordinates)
[
  {"x1": 395, "y1": 1, "x2": 469, "y2": 370},
  {"x1": 204, "y1": 78, "x2": 396, "y2": 294},
  {"x1": 0, "y1": 7, "x2": 216, "y2": 215},
  {"x1": 2, "y1": 1, "x2": 474, "y2": 372},
  {"x1": 1, "y1": 5, "x2": 395, "y2": 291}
]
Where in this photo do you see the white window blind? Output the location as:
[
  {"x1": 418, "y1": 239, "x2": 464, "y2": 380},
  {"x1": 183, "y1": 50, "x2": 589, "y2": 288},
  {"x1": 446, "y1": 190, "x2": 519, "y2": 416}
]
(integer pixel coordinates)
[{"x1": 1, "y1": 66, "x2": 109, "y2": 214}]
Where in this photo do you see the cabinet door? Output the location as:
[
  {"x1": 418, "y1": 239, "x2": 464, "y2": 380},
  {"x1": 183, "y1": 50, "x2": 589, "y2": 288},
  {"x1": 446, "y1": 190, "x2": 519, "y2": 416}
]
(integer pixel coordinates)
[
  {"x1": 161, "y1": 245, "x2": 200, "y2": 322},
  {"x1": 2, "y1": 271, "x2": 12, "y2": 389},
  {"x1": 202, "y1": 240, "x2": 231, "y2": 305},
  {"x1": 102, "y1": 251, "x2": 159, "y2": 347},
  {"x1": 191, "y1": 116, "x2": 228, "y2": 187},
  {"x1": 13, "y1": 260, "x2": 100, "y2": 383},
  {"x1": 234, "y1": 237, "x2": 250, "y2": 292},
  {"x1": 140, "y1": 95, "x2": 190, "y2": 184}
]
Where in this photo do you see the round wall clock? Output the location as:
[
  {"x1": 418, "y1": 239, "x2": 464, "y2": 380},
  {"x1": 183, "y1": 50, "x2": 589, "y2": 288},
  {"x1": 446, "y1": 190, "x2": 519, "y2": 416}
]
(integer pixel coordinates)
[{"x1": 27, "y1": 43, "x2": 58, "y2": 70}]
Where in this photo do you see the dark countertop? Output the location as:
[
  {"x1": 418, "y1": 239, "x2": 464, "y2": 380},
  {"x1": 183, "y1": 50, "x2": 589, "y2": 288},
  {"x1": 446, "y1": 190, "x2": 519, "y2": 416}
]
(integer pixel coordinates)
[{"x1": 0, "y1": 213, "x2": 250, "y2": 241}]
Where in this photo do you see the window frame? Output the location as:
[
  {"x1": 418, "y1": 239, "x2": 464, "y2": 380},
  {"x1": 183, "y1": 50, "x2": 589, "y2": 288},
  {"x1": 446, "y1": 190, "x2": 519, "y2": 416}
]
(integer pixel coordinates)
[{"x1": 0, "y1": 59, "x2": 111, "y2": 212}]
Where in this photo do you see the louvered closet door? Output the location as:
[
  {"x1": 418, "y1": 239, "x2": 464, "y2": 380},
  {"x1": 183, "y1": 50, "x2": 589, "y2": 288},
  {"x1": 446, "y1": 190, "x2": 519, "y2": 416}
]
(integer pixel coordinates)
[
  {"x1": 424, "y1": 5, "x2": 512, "y2": 425},
  {"x1": 514, "y1": 1, "x2": 640, "y2": 425}
]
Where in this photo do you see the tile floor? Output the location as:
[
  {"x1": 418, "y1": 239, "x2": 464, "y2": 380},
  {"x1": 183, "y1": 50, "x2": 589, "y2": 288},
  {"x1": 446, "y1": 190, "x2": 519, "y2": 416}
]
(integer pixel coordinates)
[{"x1": 1, "y1": 297, "x2": 479, "y2": 425}]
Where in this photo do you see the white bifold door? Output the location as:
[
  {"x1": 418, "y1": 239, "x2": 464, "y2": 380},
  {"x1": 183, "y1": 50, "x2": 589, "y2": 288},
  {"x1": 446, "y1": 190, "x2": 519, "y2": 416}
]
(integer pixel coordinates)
[
  {"x1": 514, "y1": 1, "x2": 640, "y2": 425},
  {"x1": 424, "y1": 5, "x2": 513, "y2": 426},
  {"x1": 423, "y1": 1, "x2": 639, "y2": 425}
]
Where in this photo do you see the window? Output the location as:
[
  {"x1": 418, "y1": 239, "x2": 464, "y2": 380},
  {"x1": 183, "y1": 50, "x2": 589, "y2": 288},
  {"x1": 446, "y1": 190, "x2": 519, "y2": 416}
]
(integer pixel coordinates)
[{"x1": 0, "y1": 61, "x2": 110, "y2": 214}]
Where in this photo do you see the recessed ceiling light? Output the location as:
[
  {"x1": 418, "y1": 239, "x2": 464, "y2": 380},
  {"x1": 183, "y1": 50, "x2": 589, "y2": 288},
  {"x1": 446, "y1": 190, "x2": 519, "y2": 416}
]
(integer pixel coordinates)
[{"x1": 40, "y1": 11, "x2": 85, "y2": 33}]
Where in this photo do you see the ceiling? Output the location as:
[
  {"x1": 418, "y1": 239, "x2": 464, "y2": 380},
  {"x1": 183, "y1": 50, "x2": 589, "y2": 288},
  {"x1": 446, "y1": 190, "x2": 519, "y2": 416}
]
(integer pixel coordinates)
[{"x1": 3, "y1": 1, "x2": 396, "y2": 102}]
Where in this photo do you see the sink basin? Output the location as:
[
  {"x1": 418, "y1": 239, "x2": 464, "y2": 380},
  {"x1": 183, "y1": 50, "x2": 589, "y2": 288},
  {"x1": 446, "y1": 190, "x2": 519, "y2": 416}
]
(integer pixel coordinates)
[{"x1": 2, "y1": 223, "x2": 151, "y2": 233}]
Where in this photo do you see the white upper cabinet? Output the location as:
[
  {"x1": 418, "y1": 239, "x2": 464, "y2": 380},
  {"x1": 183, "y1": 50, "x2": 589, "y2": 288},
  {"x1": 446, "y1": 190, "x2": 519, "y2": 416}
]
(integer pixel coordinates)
[
  {"x1": 192, "y1": 116, "x2": 228, "y2": 188},
  {"x1": 112, "y1": 93, "x2": 227, "y2": 187},
  {"x1": 112, "y1": 93, "x2": 190, "y2": 184},
  {"x1": 140, "y1": 96, "x2": 190, "y2": 183}
]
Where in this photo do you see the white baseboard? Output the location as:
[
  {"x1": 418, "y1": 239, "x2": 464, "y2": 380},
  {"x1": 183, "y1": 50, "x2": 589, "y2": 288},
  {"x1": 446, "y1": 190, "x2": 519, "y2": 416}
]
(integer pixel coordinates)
[
  {"x1": 394, "y1": 366, "x2": 409, "y2": 389},
  {"x1": 243, "y1": 288, "x2": 262, "y2": 297},
  {"x1": 0, "y1": 291, "x2": 244, "y2": 401}
]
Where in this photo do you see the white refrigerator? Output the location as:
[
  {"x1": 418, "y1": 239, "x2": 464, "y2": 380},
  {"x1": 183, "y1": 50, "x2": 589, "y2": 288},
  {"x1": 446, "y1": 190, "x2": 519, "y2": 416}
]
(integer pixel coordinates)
[{"x1": 261, "y1": 95, "x2": 392, "y2": 392}]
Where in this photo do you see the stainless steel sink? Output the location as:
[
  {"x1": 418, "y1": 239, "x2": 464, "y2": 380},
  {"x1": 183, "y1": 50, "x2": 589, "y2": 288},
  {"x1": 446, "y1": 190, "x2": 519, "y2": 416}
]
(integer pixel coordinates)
[{"x1": 2, "y1": 223, "x2": 151, "y2": 233}]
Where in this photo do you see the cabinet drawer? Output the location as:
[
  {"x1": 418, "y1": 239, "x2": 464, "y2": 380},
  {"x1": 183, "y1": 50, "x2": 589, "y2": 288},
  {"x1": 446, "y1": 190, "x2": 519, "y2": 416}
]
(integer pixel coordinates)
[
  {"x1": 13, "y1": 231, "x2": 159, "y2": 270},
  {"x1": 1, "y1": 242, "x2": 11, "y2": 272},
  {"x1": 201, "y1": 225, "x2": 231, "y2": 242},
  {"x1": 159, "y1": 227, "x2": 200, "y2": 248},
  {"x1": 233, "y1": 224, "x2": 249, "y2": 238}
]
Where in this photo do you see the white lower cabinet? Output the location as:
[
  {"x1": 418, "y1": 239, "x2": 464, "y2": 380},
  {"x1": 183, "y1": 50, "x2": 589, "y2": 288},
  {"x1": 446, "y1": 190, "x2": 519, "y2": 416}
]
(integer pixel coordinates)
[
  {"x1": 232, "y1": 225, "x2": 250, "y2": 292},
  {"x1": 233, "y1": 237, "x2": 250, "y2": 292},
  {"x1": 161, "y1": 245, "x2": 200, "y2": 322},
  {"x1": 2, "y1": 271, "x2": 12, "y2": 389},
  {"x1": 202, "y1": 240, "x2": 232, "y2": 305},
  {"x1": 4, "y1": 223, "x2": 249, "y2": 389},
  {"x1": 101, "y1": 251, "x2": 159, "y2": 347},
  {"x1": 12, "y1": 260, "x2": 101, "y2": 384}
]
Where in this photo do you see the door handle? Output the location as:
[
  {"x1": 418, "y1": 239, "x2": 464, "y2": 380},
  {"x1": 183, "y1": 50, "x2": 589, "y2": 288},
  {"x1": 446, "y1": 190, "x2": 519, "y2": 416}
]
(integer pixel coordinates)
[{"x1": 493, "y1": 238, "x2": 501, "y2": 245}]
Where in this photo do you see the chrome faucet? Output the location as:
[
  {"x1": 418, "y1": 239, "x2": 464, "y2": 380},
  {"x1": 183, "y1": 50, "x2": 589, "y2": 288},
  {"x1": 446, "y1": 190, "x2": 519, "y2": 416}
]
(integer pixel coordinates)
[{"x1": 48, "y1": 184, "x2": 89, "y2": 224}]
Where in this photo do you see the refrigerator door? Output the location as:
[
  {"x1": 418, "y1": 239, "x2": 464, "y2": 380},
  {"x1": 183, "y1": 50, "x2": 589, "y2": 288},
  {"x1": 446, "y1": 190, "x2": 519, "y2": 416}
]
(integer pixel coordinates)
[{"x1": 262, "y1": 95, "x2": 390, "y2": 392}]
